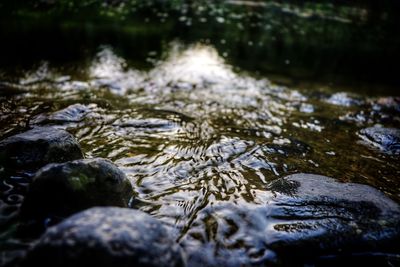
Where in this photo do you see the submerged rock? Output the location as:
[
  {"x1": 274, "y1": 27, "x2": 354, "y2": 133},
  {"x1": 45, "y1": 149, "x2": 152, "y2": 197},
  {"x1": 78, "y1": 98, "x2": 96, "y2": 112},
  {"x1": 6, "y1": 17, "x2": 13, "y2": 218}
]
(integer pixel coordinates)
[
  {"x1": 0, "y1": 127, "x2": 83, "y2": 170},
  {"x1": 20, "y1": 158, "x2": 133, "y2": 220},
  {"x1": 359, "y1": 127, "x2": 400, "y2": 154},
  {"x1": 21, "y1": 207, "x2": 184, "y2": 267},
  {"x1": 182, "y1": 173, "x2": 400, "y2": 266}
]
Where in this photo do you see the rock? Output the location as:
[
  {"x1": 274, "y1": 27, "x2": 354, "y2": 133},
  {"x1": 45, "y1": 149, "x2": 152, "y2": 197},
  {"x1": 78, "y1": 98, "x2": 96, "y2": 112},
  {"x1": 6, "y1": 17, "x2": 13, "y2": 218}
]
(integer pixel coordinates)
[
  {"x1": 181, "y1": 174, "x2": 400, "y2": 266},
  {"x1": 299, "y1": 103, "x2": 314, "y2": 113},
  {"x1": 0, "y1": 127, "x2": 83, "y2": 170},
  {"x1": 376, "y1": 97, "x2": 400, "y2": 112},
  {"x1": 32, "y1": 104, "x2": 93, "y2": 125},
  {"x1": 266, "y1": 174, "x2": 400, "y2": 255},
  {"x1": 21, "y1": 207, "x2": 184, "y2": 267},
  {"x1": 20, "y1": 158, "x2": 133, "y2": 221},
  {"x1": 50, "y1": 104, "x2": 92, "y2": 122},
  {"x1": 359, "y1": 127, "x2": 400, "y2": 154},
  {"x1": 326, "y1": 92, "x2": 361, "y2": 107}
]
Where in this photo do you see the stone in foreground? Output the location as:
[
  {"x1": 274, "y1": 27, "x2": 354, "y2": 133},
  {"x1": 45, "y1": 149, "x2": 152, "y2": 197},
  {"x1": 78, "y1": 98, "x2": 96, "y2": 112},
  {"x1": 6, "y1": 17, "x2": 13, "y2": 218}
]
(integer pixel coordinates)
[
  {"x1": 20, "y1": 158, "x2": 133, "y2": 220},
  {"x1": 359, "y1": 126, "x2": 400, "y2": 154},
  {"x1": 182, "y1": 173, "x2": 400, "y2": 266},
  {"x1": 21, "y1": 207, "x2": 184, "y2": 267},
  {"x1": 0, "y1": 127, "x2": 83, "y2": 169}
]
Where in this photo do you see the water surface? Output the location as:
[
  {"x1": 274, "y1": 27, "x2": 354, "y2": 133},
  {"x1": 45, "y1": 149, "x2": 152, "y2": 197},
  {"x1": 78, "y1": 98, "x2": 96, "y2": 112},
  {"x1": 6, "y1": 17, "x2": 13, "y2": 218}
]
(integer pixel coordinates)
[{"x1": 0, "y1": 1, "x2": 399, "y2": 265}]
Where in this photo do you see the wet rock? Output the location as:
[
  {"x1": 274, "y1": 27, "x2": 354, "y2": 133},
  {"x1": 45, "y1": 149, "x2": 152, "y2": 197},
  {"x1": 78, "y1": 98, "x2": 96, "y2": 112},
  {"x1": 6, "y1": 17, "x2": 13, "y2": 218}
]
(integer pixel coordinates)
[
  {"x1": 299, "y1": 103, "x2": 314, "y2": 113},
  {"x1": 21, "y1": 207, "x2": 184, "y2": 267},
  {"x1": 20, "y1": 158, "x2": 133, "y2": 220},
  {"x1": 32, "y1": 104, "x2": 94, "y2": 125},
  {"x1": 266, "y1": 174, "x2": 400, "y2": 254},
  {"x1": 182, "y1": 174, "x2": 400, "y2": 266},
  {"x1": 340, "y1": 111, "x2": 370, "y2": 124},
  {"x1": 376, "y1": 97, "x2": 400, "y2": 112},
  {"x1": 0, "y1": 127, "x2": 83, "y2": 170},
  {"x1": 326, "y1": 92, "x2": 361, "y2": 107},
  {"x1": 359, "y1": 127, "x2": 400, "y2": 154},
  {"x1": 50, "y1": 104, "x2": 92, "y2": 122}
]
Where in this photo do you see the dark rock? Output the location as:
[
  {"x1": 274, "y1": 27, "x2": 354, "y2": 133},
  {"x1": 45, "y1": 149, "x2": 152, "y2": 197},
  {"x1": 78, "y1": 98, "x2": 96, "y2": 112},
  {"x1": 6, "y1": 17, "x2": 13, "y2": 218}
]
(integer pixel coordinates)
[
  {"x1": 182, "y1": 174, "x2": 400, "y2": 266},
  {"x1": 21, "y1": 207, "x2": 184, "y2": 267},
  {"x1": 359, "y1": 127, "x2": 400, "y2": 154},
  {"x1": 32, "y1": 104, "x2": 93, "y2": 125},
  {"x1": 376, "y1": 97, "x2": 400, "y2": 112},
  {"x1": 20, "y1": 158, "x2": 133, "y2": 221},
  {"x1": 266, "y1": 174, "x2": 400, "y2": 254},
  {"x1": 0, "y1": 127, "x2": 83, "y2": 170}
]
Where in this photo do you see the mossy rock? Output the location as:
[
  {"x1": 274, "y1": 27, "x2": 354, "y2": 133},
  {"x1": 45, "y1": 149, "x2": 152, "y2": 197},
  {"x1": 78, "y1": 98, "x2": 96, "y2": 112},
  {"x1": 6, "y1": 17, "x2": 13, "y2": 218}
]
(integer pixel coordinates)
[{"x1": 20, "y1": 158, "x2": 133, "y2": 221}]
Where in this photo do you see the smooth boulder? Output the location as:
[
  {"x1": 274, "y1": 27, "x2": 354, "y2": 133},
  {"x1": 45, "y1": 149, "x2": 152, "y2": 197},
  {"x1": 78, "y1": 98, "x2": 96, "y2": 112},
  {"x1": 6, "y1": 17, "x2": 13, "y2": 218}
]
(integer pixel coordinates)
[
  {"x1": 182, "y1": 174, "x2": 400, "y2": 266},
  {"x1": 0, "y1": 127, "x2": 83, "y2": 169},
  {"x1": 20, "y1": 158, "x2": 133, "y2": 220},
  {"x1": 266, "y1": 174, "x2": 400, "y2": 256},
  {"x1": 21, "y1": 207, "x2": 184, "y2": 267},
  {"x1": 359, "y1": 127, "x2": 400, "y2": 154}
]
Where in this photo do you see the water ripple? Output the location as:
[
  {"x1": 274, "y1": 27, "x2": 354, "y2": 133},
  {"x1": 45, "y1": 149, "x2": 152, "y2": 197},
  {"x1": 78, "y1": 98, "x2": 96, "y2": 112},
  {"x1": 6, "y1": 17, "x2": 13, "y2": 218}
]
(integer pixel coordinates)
[{"x1": 1, "y1": 42, "x2": 399, "y2": 265}]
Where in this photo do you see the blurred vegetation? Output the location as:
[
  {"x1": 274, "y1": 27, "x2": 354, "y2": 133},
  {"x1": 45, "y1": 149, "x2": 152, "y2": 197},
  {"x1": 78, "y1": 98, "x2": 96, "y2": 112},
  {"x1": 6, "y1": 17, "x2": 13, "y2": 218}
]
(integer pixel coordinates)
[
  {"x1": 1, "y1": 0, "x2": 399, "y2": 22},
  {"x1": 0, "y1": 0, "x2": 399, "y2": 89}
]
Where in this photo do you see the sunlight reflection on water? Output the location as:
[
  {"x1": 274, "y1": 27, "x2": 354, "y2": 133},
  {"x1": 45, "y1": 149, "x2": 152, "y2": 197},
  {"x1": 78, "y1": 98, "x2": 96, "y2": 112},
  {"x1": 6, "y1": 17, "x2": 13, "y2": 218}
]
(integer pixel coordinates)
[{"x1": 0, "y1": 40, "x2": 399, "y2": 267}]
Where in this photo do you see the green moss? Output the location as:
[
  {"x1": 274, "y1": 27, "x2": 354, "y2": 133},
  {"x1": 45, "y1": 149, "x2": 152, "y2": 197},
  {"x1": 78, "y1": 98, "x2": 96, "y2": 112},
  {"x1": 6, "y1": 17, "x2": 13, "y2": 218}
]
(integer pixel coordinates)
[{"x1": 69, "y1": 173, "x2": 95, "y2": 191}]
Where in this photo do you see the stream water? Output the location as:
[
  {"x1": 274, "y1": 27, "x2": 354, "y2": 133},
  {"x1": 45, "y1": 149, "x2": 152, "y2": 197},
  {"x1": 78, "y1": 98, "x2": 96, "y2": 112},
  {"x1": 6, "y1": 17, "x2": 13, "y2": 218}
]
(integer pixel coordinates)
[{"x1": 0, "y1": 1, "x2": 399, "y2": 266}]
